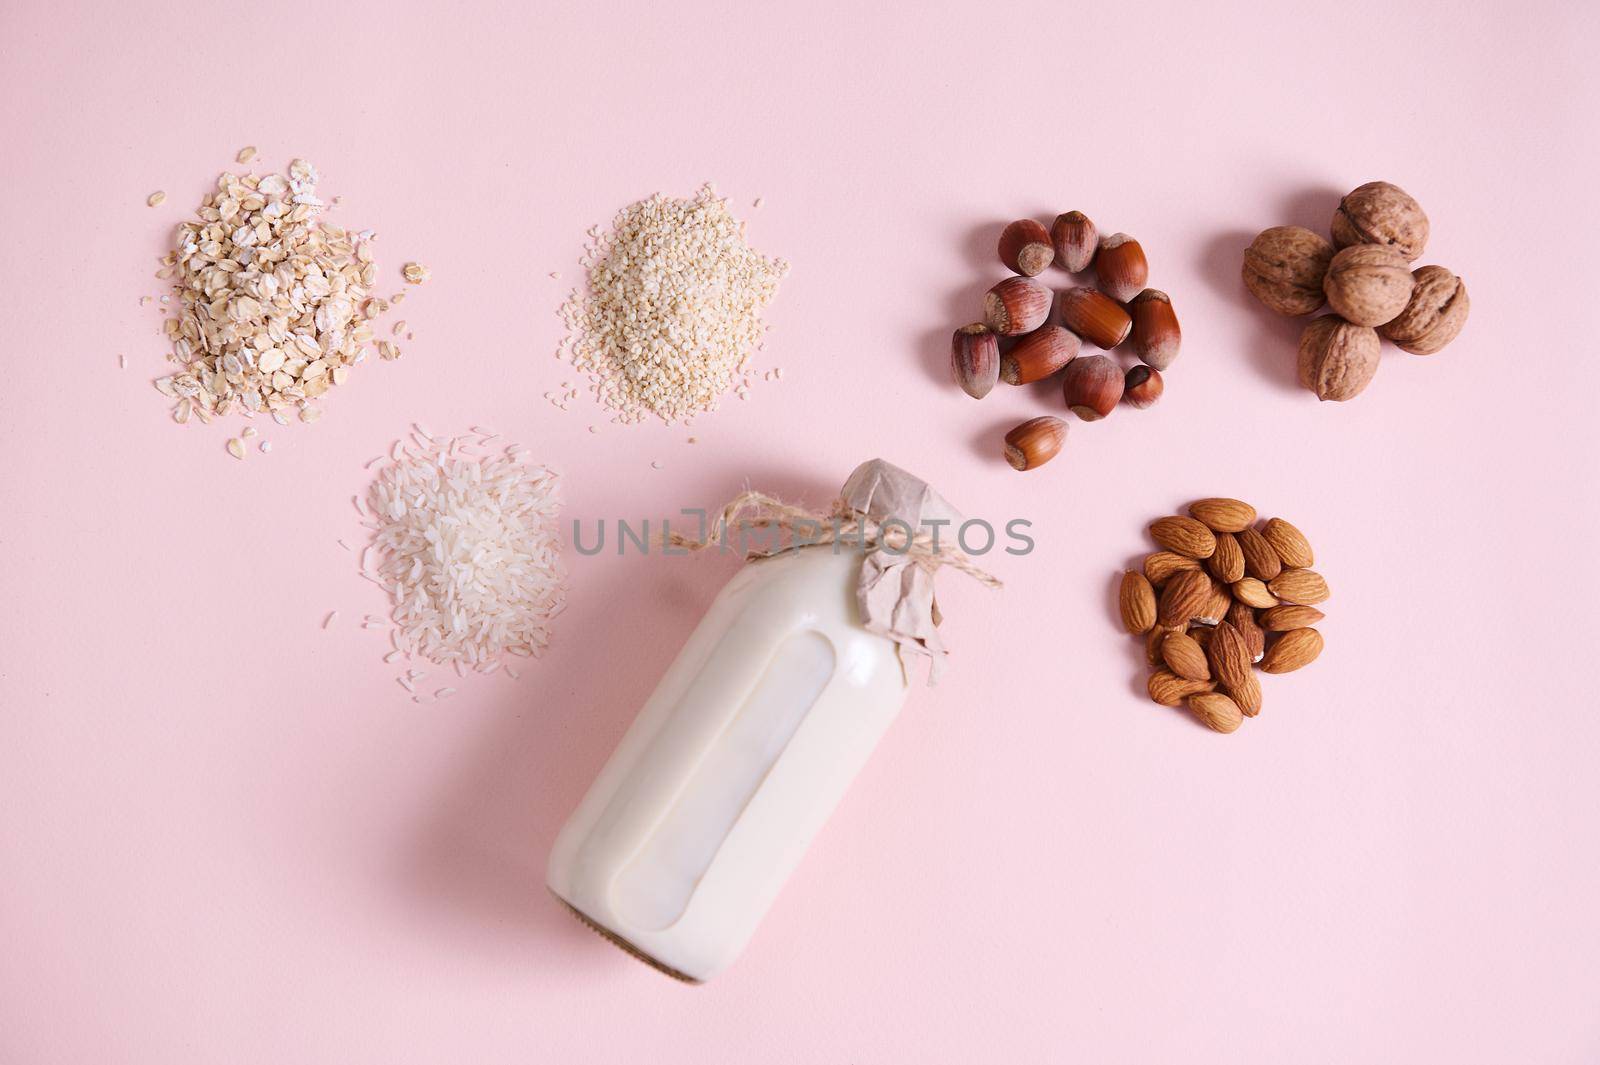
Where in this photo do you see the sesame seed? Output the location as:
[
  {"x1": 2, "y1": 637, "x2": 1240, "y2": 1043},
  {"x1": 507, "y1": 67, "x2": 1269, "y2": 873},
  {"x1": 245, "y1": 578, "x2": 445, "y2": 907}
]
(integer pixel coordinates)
[{"x1": 555, "y1": 184, "x2": 786, "y2": 425}]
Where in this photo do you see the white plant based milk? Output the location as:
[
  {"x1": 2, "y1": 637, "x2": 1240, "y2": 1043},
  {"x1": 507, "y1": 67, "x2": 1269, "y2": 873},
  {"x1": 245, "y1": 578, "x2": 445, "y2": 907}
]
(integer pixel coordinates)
[{"x1": 546, "y1": 545, "x2": 911, "y2": 982}]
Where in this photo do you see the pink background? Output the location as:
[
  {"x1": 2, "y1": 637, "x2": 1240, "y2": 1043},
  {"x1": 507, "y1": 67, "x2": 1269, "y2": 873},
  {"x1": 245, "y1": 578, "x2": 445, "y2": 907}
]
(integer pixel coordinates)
[{"x1": 3, "y1": 1, "x2": 1597, "y2": 1061}]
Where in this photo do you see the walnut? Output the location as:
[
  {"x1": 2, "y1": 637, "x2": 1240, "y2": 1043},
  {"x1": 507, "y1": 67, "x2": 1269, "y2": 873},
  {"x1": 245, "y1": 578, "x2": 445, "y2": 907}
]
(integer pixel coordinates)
[
  {"x1": 1242, "y1": 226, "x2": 1335, "y2": 316},
  {"x1": 1380, "y1": 265, "x2": 1470, "y2": 355},
  {"x1": 1322, "y1": 244, "x2": 1415, "y2": 327},
  {"x1": 1331, "y1": 181, "x2": 1429, "y2": 261},
  {"x1": 1297, "y1": 315, "x2": 1380, "y2": 402}
]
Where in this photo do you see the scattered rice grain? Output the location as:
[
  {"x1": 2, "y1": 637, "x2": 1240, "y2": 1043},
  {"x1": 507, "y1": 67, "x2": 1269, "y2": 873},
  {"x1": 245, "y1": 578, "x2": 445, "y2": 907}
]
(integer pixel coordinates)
[{"x1": 360, "y1": 431, "x2": 564, "y2": 672}]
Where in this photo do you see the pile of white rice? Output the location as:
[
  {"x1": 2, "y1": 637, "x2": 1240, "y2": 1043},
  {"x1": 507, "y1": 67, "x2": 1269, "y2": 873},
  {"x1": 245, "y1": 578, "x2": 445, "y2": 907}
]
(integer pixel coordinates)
[{"x1": 358, "y1": 427, "x2": 565, "y2": 672}]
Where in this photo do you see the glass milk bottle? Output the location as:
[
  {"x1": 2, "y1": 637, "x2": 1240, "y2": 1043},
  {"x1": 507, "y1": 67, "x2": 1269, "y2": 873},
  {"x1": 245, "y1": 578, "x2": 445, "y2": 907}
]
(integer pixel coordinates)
[{"x1": 546, "y1": 460, "x2": 978, "y2": 983}]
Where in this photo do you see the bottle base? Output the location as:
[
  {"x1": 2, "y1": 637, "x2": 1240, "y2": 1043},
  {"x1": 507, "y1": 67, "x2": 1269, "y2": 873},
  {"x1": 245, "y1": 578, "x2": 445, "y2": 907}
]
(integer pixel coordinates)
[{"x1": 549, "y1": 890, "x2": 703, "y2": 985}]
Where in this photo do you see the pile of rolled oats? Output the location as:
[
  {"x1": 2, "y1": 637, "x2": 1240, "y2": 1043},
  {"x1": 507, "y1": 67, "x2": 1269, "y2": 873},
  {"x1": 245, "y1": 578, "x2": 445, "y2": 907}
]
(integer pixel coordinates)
[
  {"x1": 152, "y1": 156, "x2": 410, "y2": 429},
  {"x1": 556, "y1": 184, "x2": 787, "y2": 425}
]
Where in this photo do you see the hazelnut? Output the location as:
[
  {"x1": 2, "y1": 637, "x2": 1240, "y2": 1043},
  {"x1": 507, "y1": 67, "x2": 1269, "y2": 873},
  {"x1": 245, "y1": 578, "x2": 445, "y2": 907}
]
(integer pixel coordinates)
[
  {"x1": 1095, "y1": 233, "x2": 1149, "y2": 303},
  {"x1": 1297, "y1": 315, "x2": 1381, "y2": 402},
  {"x1": 984, "y1": 276, "x2": 1052, "y2": 336},
  {"x1": 1379, "y1": 265, "x2": 1470, "y2": 355},
  {"x1": 1061, "y1": 354, "x2": 1124, "y2": 420},
  {"x1": 1004, "y1": 416, "x2": 1068, "y2": 471},
  {"x1": 1242, "y1": 226, "x2": 1334, "y2": 316},
  {"x1": 951, "y1": 323, "x2": 999, "y2": 399},
  {"x1": 1322, "y1": 244, "x2": 1415, "y2": 327},
  {"x1": 1001, "y1": 325, "x2": 1080, "y2": 385},
  {"x1": 1129, "y1": 288, "x2": 1180, "y2": 369},
  {"x1": 1050, "y1": 210, "x2": 1098, "y2": 273},
  {"x1": 1331, "y1": 181, "x2": 1429, "y2": 261},
  {"x1": 1057, "y1": 286, "x2": 1131, "y2": 349},
  {"x1": 1123, "y1": 365, "x2": 1164, "y2": 409},
  {"x1": 998, "y1": 219, "x2": 1054, "y2": 276}
]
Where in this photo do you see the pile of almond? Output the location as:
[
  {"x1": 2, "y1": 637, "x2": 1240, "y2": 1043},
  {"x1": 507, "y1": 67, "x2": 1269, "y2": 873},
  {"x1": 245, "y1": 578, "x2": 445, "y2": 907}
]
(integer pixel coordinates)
[
  {"x1": 1118, "y1": 498, "x2": 1328, "y2": 734},
  {"x1": 950, "y1": 211, "x2": 1182, "y2": 473}
]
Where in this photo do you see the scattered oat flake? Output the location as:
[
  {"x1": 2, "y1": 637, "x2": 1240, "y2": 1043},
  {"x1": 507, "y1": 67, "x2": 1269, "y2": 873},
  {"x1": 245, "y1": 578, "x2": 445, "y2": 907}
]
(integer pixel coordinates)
[
  {"x1": 150, "y1": 156, "x2": 417, "y2": 432},
  {"x1": 147, "y1": 191, "x2": 166, "y2": 207},
  {"x1": 392, "y1": 320, "x2": 406, "y2": 336},
  {"x1": 236, "y1": 145, "x2": 257, "y2": 164},
  {"x1": 323, "y1": 611, "x2": 339, "y2": 629},
  {"x1": 226, "y1": 438, "x2": 246, "y2": 460},
  {"x1": 402, "y1": 262, "x2": 431, "y2": 284},
  {"x1": 259, "y1": 441, "x2": 272, "y2": 453},
  {"x1": 241, "y1": 426, "x2": 258, "y2": 438}
]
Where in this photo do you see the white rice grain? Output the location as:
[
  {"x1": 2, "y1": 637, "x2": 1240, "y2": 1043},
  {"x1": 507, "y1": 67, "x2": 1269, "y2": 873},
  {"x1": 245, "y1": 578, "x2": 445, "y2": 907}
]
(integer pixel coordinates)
[{"x1": 360, "y1": 431, "x2": 564, "y2": 673}]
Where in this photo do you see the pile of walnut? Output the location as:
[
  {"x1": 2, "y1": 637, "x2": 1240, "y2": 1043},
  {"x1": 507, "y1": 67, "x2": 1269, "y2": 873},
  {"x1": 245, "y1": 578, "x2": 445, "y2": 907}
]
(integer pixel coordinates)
[
  {"x1": 950, "y1": 212, "x2": 1182, "y2": 473},
  {"x1": 1118, "y1": 498, "x2": 1328, "y2": 734},
  {"x1": 1242, "y1": 181, "x2": 1469, "y2": 401}
]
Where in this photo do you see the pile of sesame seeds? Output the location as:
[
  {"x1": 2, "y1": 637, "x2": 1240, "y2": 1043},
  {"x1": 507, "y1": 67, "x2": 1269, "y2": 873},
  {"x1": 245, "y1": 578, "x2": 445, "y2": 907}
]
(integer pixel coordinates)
[
  {"x1": 148, "y1": 154, "x2": 427, "y2": 442},
  {"x1": 556, "y1": 184, "x2": 788, "y2": 424}
]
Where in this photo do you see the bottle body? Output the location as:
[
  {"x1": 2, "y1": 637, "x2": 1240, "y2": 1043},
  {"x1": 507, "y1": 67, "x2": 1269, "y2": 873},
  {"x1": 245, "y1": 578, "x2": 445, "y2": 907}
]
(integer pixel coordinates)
[{"x1": 546, "y1": 545, "x2": 911, "y2": 982}]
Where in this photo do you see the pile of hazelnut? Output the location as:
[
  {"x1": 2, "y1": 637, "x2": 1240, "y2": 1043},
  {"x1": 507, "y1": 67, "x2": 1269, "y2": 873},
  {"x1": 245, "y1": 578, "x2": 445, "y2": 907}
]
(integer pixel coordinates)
[
  {"x1": 950, "y1": 212, "x2": 1182, "y2": 472},
  {"x1": 1242, "y1": 181, "x2": 1470, "y2": 401}
]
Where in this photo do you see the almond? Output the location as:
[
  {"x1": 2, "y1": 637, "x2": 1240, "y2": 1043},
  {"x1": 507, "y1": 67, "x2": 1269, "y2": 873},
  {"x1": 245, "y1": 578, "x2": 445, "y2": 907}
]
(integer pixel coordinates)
[
  {"x1": 1119, "y1": 570, "x2": 1157, "y2": 634},
  {"x1": 1206, "y1": 532, "x2": 1245, "y2": 583},
  {"x1": 1260, "y1": 627, "x2": 1324, "y2": 673},
  {"x1": 1145, "y1": 625, "x2": 1169, "y2": 667},
  {"x1": 1188, "y1": 497, "x2": 1256, "y2": 533},
  {"x1": 1260, "y1": 604, "x2": 1326, "y2": 631},
  {"x1": 1237, "y1": 526, "x2": 1282, "y2": 581},
  {"x1": 1161, "y1": 631, "x2": 1211, "y2": 681},
  {"x1": 1230, "y1": 577, "x2": 1275, "y2": 609},
  {"x1": 1268, "y1": 567, "x2": 1330, "y2": 605},
  {"x1": 1149, "y1": 515, "x2": 1217, "y2": 559},
  {"x1": 1158, "y1": 569, "x2": 1212, "y2": 627},
  {"x1": 1230, "y1": 672, "x2": 1264, "y2": 717},
  {"x1": 1262, "y1": 517, "x2": 1314, "y2": 568},
  {"x1": 1198, "y1": 578, "x2": 1232, "y2": 626},
  {"x1": 1149, "y1": 670, "x2": 1214, "y2": 707},
  {"x1": 1190, "y1": 624, "x2": 1215, "y2": 650},
  {"x1": 1227, "y1": 600, "x2": 1266, "y2": 662},
  {"x1": 1207, "y1": 621, "x2": 1254, "y2": 694},
  {"x1": 1144, "y1": 550, "x2": 1201, "y2": 586},
  {"x1": 1187, "y1": 691, "x2": 1243, "y2": 733}
]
